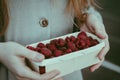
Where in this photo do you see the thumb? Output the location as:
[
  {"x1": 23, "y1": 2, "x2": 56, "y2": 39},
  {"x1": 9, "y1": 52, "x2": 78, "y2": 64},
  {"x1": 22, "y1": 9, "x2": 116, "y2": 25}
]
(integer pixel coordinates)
[
  {"x1": 26, "y1": 49, "x2": 45, "y2": 62},
  {"x1": 19, "y1": 47, "x2": 45, "y2": 62},
  {"x1": 92, "y1": 23, "x2": 106, "y2": 39},
  {"x1": 94, "y1": 28, "x2": 106, "y2": 39}
]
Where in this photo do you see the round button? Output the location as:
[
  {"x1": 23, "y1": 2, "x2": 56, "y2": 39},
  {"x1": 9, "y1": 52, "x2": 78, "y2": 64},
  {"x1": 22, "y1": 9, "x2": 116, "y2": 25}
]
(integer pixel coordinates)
[{"x1": 39, "y1": 18, "x2": 48, "y2": 27}]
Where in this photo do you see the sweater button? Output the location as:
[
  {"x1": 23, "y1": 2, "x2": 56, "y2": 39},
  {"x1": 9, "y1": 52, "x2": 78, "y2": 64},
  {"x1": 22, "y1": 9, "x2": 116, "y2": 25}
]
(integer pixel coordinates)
[{"x1": 39, "y1": 18, "x2": 48, "y2": 27}]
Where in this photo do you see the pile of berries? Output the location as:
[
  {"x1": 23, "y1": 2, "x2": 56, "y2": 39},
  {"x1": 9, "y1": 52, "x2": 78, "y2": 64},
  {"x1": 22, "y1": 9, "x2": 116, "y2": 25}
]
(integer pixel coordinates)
[{"x1": 27, "y1": 31, "x2": 99, "y2": 59}]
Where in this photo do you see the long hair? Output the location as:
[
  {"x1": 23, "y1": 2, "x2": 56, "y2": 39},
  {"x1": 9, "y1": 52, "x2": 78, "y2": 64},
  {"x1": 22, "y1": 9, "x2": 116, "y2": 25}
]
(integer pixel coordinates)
[
  {"x1": 0, "y1": 0, "x2": 98, "y2": 36},
  {"x1": 67, "y1": 0, "x2": 100, "y2": 27},
  {"x1": 0, "y1": 0, "x2": 9, "y2": 36}
]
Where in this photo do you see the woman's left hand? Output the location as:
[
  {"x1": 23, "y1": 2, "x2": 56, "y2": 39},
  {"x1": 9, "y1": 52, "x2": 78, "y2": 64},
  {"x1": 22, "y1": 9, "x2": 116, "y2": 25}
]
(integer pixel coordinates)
[{"x1": 80, "y1": 13, "x2": 110, "y2": 72}]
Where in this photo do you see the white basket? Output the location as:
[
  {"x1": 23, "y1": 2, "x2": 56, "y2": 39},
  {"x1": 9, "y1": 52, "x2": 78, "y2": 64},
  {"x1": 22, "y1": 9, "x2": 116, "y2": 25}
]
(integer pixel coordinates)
[{"x1": 27, "y1": 32, "x2": 105, "y2": 78}]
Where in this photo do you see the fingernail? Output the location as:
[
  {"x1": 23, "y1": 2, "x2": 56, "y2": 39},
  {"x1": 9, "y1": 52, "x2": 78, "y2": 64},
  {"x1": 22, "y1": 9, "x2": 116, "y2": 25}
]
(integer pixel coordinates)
[{"x1": 34, "y1": 54, "x2": 44, "y2": 62}]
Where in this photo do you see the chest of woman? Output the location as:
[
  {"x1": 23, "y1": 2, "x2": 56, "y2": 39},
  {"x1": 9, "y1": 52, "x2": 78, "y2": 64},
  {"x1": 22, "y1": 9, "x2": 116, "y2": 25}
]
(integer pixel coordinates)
[{"x1": 5, "y1": 0, "x2": 74, "y2": 45}]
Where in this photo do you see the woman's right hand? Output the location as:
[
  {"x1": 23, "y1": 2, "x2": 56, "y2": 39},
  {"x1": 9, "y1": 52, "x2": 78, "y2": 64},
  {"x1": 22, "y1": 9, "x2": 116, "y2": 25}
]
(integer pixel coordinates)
[{"x1": 0, "y1": 42, "x2": 60, "y2": 80}]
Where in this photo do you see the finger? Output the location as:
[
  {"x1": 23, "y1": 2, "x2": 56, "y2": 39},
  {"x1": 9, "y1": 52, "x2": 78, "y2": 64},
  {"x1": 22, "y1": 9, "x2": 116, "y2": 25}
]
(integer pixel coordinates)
[
  {"x1": 98, "y1": 39, "x2": 110, "y2": 60},
  {"x1": 18, "y1": 47, "x2": 45, "y2": 62},
  {"x1": 90, "y1": 63, "x2": 101, "y2": 72},
  {"x1": 91, "y1": 23, "x2": 106, "y2": 39},
  {"x1": 90, "y1": 58, "x2": 104, "y2": 72}
]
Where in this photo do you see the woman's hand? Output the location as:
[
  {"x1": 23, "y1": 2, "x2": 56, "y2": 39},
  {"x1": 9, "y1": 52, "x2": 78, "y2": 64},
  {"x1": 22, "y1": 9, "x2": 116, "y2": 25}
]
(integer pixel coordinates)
[
  {"x1": 80, "y1": 13, "x2": 110, "y2": 72},
  {"x1": 0, "y1": 42, "x2": 60, "y2": 80}
]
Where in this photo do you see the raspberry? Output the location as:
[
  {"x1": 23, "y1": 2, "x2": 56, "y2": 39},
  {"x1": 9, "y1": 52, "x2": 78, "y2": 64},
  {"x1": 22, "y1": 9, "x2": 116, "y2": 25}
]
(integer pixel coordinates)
[
  {"x1": 27, "y1": 46, "x2": 36, "y2": 51},
  {"x1": 46, "y1": 44, "x2": 57, "y2": 51},
  {"x1": 65, "y1": 48, "x2": 72, "y2": 53},
  {"x1": 35, "y1": 47, "x2": 41, "y2": 52},
  {"x1": 53, "y1": 50, "x2": 63, "y2": 57},
  {"x1": 58, "y1": 47, "x2": 67, "y2": 55},
  {"x1": 70, "y1": 36, "x2": 76, "y2": 42},
  {"x1": 85, "y1": 38, "x2": 91, "y2": 48},
  {"x1": 56, "y1": 38, "x2": 66, "y2": 47},
  {"x1": 77, "y1": 31, "x2": 87, "y2": 40},
  {"x1": 67, "y1": 42, "x2": 77, "y2": 51},
  {"x1": 40, "y1": 48, "x2": 52, "y2": 58},
  {"x1": 88, "y1": 37, "x2": 99, "y2": 46},
  {"x1": 65, "y1": 37, "x2": 70, "y2": 42},
  {"x1": 50, "y1": 39, "x2": 57, "y2": 45},
  {"x1": 91, "y1": 39, "x2": 99, "y2": 46},
  {"x1": 76, "y1": 39, "x2": 86, "y2": 49},
  {"x1": 46, "y1": 43, "x2": 50, "y2": 47},
  {"x1": 37, "y1": 43, "x2": 46, "y2": 48}
]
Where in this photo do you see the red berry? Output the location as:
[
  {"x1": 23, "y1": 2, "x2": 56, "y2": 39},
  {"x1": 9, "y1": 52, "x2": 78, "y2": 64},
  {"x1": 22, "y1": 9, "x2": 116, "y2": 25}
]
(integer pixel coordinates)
[
  {"x1": 46, "y1": 44, "x2": 57, "y2": 51},
  {"x1": 70, "y1": 36, "x2": 76, "y2": 42},
  {"x1": 53, "y1": 50, "x2": 63, "y2": 57},
  {"x1": 65, "y1": 37, "x2": 70, "y2": 42},
  {"x1": 85, "y1": 38, "x2": 91, "y2": 48},
  {"x1": 67, "y1": 42, "x2": 77, "y2": 51},
  {"x1": 35, "y1": 47, "x2": 41, "y2": 52},
  {"x1": 91, "y1": 39, "x2": 99, "y2": 46},
  {"x1": 37, "y1": 43, "x2": 46, "y2": 48},
  {"x1": 56, "y1": 38, "x2": 66, "y2": 47},
  {"x1": 40, "y1": 48, "x2": 52, "y2": 58},
  {"x1": 46, "y1": 43, "x2": 50, "y2": 47},
  {"x1": 65, "y1": 48, "x2": 72, "y2": 53},
  {"x1": 50, "y1": 39, "x2": 57, "y2": 45},
  {"x1": 27, "y1": 46, "x2": 36, "y2": 51},
  {"x1": 76, "y1": 39, "x2": 86, "y2": 49},
  {"x1": 77, "y1": 31, "x2": 87, "y2": 40}
]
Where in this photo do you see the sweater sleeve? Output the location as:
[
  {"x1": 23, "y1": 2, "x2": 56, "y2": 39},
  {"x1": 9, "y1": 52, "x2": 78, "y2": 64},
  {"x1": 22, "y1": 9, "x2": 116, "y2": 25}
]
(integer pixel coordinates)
[
  {"x1": 85, "y1": 6, "x2": 103, "y2": 23},
  {"x1": 82, "y1": 0, "x2": 103, "y2": 23}
]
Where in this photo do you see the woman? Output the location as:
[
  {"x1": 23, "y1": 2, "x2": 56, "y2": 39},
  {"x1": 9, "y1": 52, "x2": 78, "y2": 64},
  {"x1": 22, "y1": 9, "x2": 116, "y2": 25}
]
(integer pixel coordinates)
[{"x1": 0, "y1": 0, "x2": 109, "y2": 80}]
